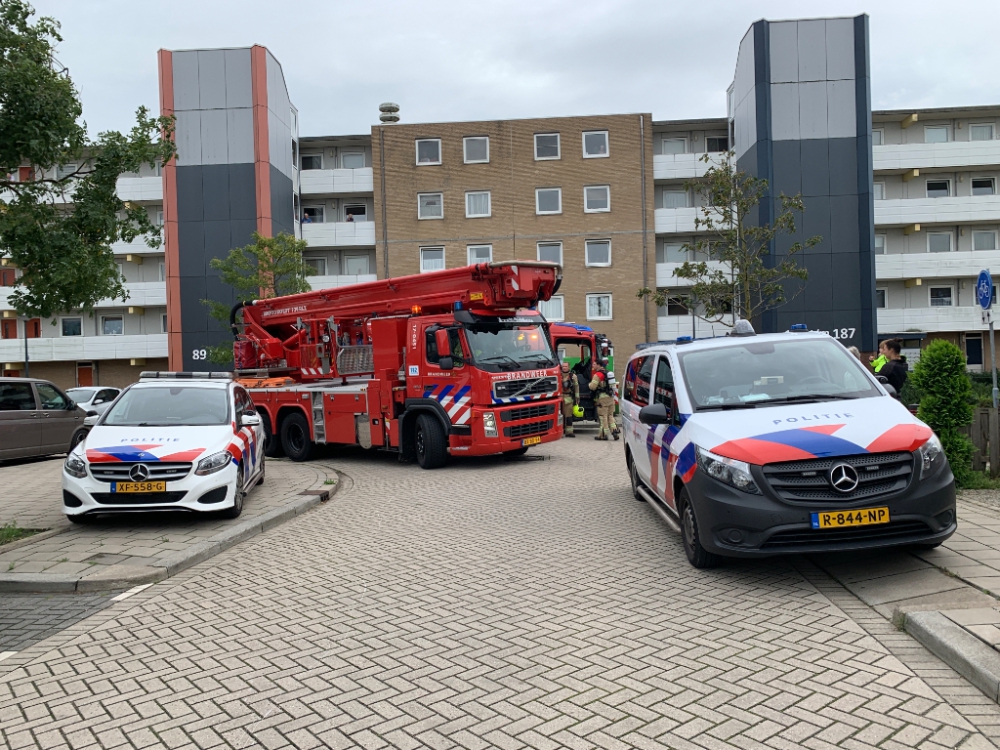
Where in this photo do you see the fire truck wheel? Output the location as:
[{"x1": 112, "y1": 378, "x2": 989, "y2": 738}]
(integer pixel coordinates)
[
  {"x1": 414, "y1": 413, "x2": 447, "y2": 469},
  {"x1": 262, "y1": 414, "x2": 284, "y2": 458},
  {"x1": 281, "y1": 412, "x2": 315, "y2": 462}
]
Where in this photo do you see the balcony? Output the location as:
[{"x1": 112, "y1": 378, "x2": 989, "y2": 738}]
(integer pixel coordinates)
[
  {"x1": 876, "y1": 250, "x2": 1000, "y2": 281},
  {"x1": 654, "y1": 207, "x2": 702, "y2": 234},
  {"x1": 112, "y1": 236, "x2": 165, "y2": 256},
  {"x1": 876, "y1": 306, "x2": 986, "y2": 334},
  {"x1": 875, "y1": 196, "x2": 1000, "y2": 227},
  {"x1": 0, "y1": 282, "x2": 165, "y2": 311},
  {"x1": 874, "y1": 140, "x2": 1000, "y2": 172},
  {"x1": 302, "y1": 221, "x2": 376, "y2": 247},
  {"x1": 0, "y1": 334, "x2": 168, "y2": 363},
  {"x1": 655, "y1": 261, "x2": 729, "y2": 287},
  {"x1": 299, "y1": 168, "x2": 374, "y2": 196},
  {"x1": 653, "y1": 152, "x2": 727, "y2": 182},
  {"x1": 308, "y1": 274, "x2": 378, "y2": 291},
  {"x1": 116, "y1": 176, "x2": 163, "y2": 203}
]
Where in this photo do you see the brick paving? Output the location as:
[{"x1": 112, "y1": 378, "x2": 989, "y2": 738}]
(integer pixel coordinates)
[
  {"x1": 1, "y1": 433, "x2": 1000, "y2": 748},
  {"x1": 0, "y1": 592, "x2": 118, "y2": 653}
]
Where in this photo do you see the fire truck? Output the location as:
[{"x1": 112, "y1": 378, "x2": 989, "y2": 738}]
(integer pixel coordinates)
[
  {"x1": 549, "y1": 323, "x2": 614, "y2": 422},
  {"x1": 232, "y1": 261, "x2": 564, "y2": 468}
]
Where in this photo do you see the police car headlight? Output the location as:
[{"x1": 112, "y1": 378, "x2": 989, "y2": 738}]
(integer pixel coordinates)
[
  {"x1": 918, "y1": 434, "x2": 944, "y2": 479},
  {"x1": 195, "y1": 451, "x2": 232, "y2": 476},
  {"x1": 696, "y1": 447, "x2": 760, "y2": 494},
  {"x1": 482, "y1": 412, "x2": 498, "y2": 438},
  {"x1": 64, "y1": 452, "x2": 87, "y2": 479}
]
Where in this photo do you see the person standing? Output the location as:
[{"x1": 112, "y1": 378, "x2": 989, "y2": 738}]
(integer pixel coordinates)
[
  {"x1": 560, "y1": 362, "x2": 580, "y2": 438},
  {"x1": 878, "y1": 338, "x2": 909, "y2": 393},
  {"x1": 589, "y1": 360, "x2": 618, "y2": 441}
]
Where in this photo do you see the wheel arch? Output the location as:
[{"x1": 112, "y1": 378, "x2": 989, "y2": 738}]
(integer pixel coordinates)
[{"x1": 400, "y1": 400, "x2": 452, "y2": 461}]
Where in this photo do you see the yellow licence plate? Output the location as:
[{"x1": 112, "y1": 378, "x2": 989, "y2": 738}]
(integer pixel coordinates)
[
  {"x1": 113, "y1": 481, "x2": 166, "y2": 493},
  {"x1": 811, "y1": 507, "x2": 889, "y2": 529},
  {"x1": 522, "y1": 436, "x2": 542, "y2": 447}
]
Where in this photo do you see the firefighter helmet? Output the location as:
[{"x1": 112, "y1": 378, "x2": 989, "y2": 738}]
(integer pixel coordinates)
[{"x1": 573, "y1": 405, "x2": 585, "y2": 418}]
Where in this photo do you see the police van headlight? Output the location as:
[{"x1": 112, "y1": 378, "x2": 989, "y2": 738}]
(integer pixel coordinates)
[
  {"x1": 482, "y1": 412, "x2": 498, "y2": 438},
  {"x1": 196, "y1": 451, "x2": 232, "y2": 476},
  {"x1": 918, "y1": 434, "x2": 944, "y2": 479},
  {"x1": 64, "y1": 452, "x2": 88, "y2": 479},
  {"x1": 696, "y1": 447, "x2": 760, "y2": 494}
]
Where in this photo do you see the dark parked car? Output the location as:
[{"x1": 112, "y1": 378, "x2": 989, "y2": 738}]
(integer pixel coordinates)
[{"x1": 0, "y1": 377, "x2": 88, "y2": 460}]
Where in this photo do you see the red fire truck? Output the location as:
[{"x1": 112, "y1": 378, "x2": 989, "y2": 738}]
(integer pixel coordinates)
[
  {"x1": 232, "y1": 261, "x2": 564, "y2": 468},
  {"x1": 549, "y1": 323, "x2": 614, "y2": 422}
]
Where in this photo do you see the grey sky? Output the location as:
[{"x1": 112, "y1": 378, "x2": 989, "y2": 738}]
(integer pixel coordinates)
[{"x1": 31, "y1": 0, "x2": 1000, "y2": 137}]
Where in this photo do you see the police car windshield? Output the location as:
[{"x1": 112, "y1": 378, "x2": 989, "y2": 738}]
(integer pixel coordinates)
[
  {"x1": 102, "y1": 386, "x2": 231, "y2": 426},
  {"x1": 464, "y1": 325, "x2": 556, "y2": 371},
  {"x1": 677, "y1": 339, "x2": 880, "y2": 409}
]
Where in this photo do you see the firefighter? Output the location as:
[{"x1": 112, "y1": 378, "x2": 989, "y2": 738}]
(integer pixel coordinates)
[
  {"x1": 560, "y1": 362, "x2": 580, "y2": 437},
  {"x1": 589, "y1": 359, "x2": 619, "y2": 441}
]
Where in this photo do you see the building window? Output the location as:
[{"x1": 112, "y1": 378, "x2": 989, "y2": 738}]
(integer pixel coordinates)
[
  {"x1": 158, "y1": 262, "x2": 165, "y2": 282},
  {"x1": 928, "y1": 232, "x2": 952, "y2": 253},
  {"x1": 706, "y1": 136, "x2": 729, "y2": 152},
  {"x1": 924, "y1": 126, "x2": 949, "y2": 143},
  {"x1": 971, "y1": 124, "x2": 995, "y2": 142},
  {"x1": 534, "y1": 133, "x2": 560, "y2": 160},
  {"x1": 25, "y1": 318, "x2": 40, "y2": 338},
  {"x1": 341, "y1": 152, "x2": 365, "y2": 168},
  {"x1": 874, "y1": 234, "x2": 886, "y2": 255},
  {"x1": 657, "y1": 243, "x2": 688, "y2": 263},
  {"x1": 155, "y1": 210, "x2": 164, "y2": 227},
  {"x1": 291, "y1": 140, "x2": 298, "y2": 168},
  {"x1": 56, "y1": 163, "x2": 78, "y2": 179},
  {"x1": 872, "y1": 129, "x2": 884, "y2": 146},
  {"x1": 536, "y1": 242, "x2": 563, "y2": 265},
  {"x1": 972, "y1": 178, "x2": 996, "y2": 196},
  {"x1": 304, "y1": 257, "x2": 327, "y2": 276},
  {"x1": 586, "y1": 294, "x2": 613, "y2": 321},
  {"x1": 300, "y1": 154, "x2": 323, "y2": 170},
  {"x1": 418, "y1": 193, "x2": 444, "y2": 220},
  {"x1": 582, "y1": 131, "x2": 609, "y2": 158},
  {"x1": 926, "y1": 180, "x2": 950, "y2": 198},
  {"x1": 344, "y1": 254, "x2": 370, "y2": 275},
  {"x1": 662, "y1": 189, "x2": 688, "y2": 208},
  {"x1": 876, "y1": 288, "x2": 887, "y2": 309},
  {"x1": 302, "y1": 205, "x2": 324, "y2": 224},
  {"x1": 585, "y1": 240, "x2": 611, "y2": 267},
  {"x1": 930, "y1": 287, "x2": 953, "y2": 307},
  {"x1": 538, "y1": 295, "x2": 564, "y2": 321},
  {"x1": 415, "y1": 139, "x2": 441, "y2": 165},
  {"x1": 467, "y1": 245, "x2": 492, "y2": 264},
  {"x1": 873, "y1": 182, "x2": 885, "y2": 200},
  {"x1": 420, "y1": 247, "x2": 445, "y2": 273},
  {"x1": 660, "y1": 296, "x2": 689, "y2": 316},
  {"x1": 465, "y1": 191, "x2": 491, "y2": 218},
  {"x1": 535, "y1": 188, "x2": 562, "y2": 215},
  {"x1": 161, "y1": 314, "x2": 168, "y2": 333},
  {"x1": 974, "y1": 231, "x2": 998, "y2": 251},
  {"x1": 101, "y1": 315, "x2": 124, "y2": 336},
  {"x1": 584, "y1": 185, "x2": 610, "y2": 213},
  {"x1": 1, "y1": 319, "x2": 16, "y2": 339},
  {"x1": 60, "y1": 317, "x2": 82, "y2": 337},
  {"x1": 661, "y1": 137, "x2": 687, "y2": 154},
  {"x1": 463, "y1": 137, "x2": 489, "y2": 164},
  {"x1": 344, "y1": 203, "x2": 367, "y2": 222}
]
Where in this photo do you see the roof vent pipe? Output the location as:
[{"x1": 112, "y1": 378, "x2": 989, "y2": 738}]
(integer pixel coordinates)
[{"x1": 379, "y1": 102, "x2": 400, "y2": 124}]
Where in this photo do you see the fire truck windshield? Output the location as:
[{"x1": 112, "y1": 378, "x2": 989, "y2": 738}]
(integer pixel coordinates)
[{"x1": 464, "y1": 325, "x2": 556, "y2": 372}]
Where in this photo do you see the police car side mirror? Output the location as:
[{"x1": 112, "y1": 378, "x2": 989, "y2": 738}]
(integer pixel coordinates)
[
  {"x1": 638, "y1": 402, "x2": 671, "y2": 425},
  {"x1": 241, "y1": 413, "x2": 261, "y2": 427},
  {"x1": 882, "y1": 382, "x2": 900, "y2": 400}
]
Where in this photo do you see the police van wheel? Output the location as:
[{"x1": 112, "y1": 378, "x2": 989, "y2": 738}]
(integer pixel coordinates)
[
  {"x1": 281, "y1": 412, "x2": 314, "y2": 462},
  {"x1": 415, "y1": 414, "x2": 448, "y2": 469},
  {"x1": 629, "y1": 456, "x2": 644, "y2": 501},
  {"x1": 678, "y1": 488, "x2": 722, "y2": 569}
]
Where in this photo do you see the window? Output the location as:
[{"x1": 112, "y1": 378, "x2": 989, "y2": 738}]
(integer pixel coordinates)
[
  {"x1": 534, "y1": 133, "x2": 560, "y2": 160},
  {"x1": 661, "y1": 137, "x2": 687, "y2": 155},
  {"x1": 974, "y1": 231, "x2": 998, "y2": 251},
  {"x1": 159, "y1": 261, "x2": 166, "y2": 282},
  {"x1": 924, "y1": 126, "x2": 949, "y2": 143},
  {"x1": 418, "y1": 193, "x2": 443, "y2": 220},
  {"x1": 415, "y1": 139, "x2": 441, "y2": 165},
  {"x1": 56, "y1": 163, "x2": 78, "y2": 178},
  {"x1": 930, "y1": 287, "x2": 953, "y2": 307},
  {"x1": 465, "y1": 191, "x2": 491, "y2": 218},
  {"x1": 926, "y1": 180, "x2": 950, "y2": 198},
  {"x1": 304, "y1": 257, "x2": 327, "y2": 276},
  {"x1": 35, "y1": 383, "x2": 68, "y2": 410},
  {"x1": 301, "y1": 205, "x2": 324, "y2": 223},
  {"x1": 0, "y1": 383, "x2": 34, "y2": 411},
  {"x1": 25, "y1": 318, "x2": 39, "y2": 338},
  {"x1": 116, "y1": 261, "x2": 124, "y2": 279},
  {"x1": 1, "y1": 319, "x2": 16, "y2": 339},
  {"x1": 663, "y1": 296, "x2": 689, "y2": 315},
  {"x1": 653, "y1": 357, "x2": 675, "y2": 409},
  {"x1": 61, "y1": 317, "x2": 82, "y2": 337},
  {"x1": 300, "y1": 154, "x2": 323, "y2": 170},
  {"x1": 876, "y1": 288, "x2": 887, "y2": 309},
  {"x1": 872, "y1": 129, "x2": 884, "y2": 146},
  {"x1": 657, "y1": 243, "x2": 688, "y2": 263},
  {"x1": 538, "y1": 295, "x2": 564, "y2": 321},
  {"x1": 585, "y1": 240, "x2": 611, "y2": 267},
  {"x1": 706, "y1": 136, "x2": 729, "y2": 153},
  {"x1": 971, "y1": 124, "x2": 995, "y2": 142},
  {"x1": 341, "y1": 152, "x2": 365, "y2": 168},
  {"x1": 583, "y1": 131, "x2": 609, "y2": 158},
  {"x1": 623, "y1": 356, "x2": 653, "y2": 406},
  {"x1": 101, "y1": 315, "x2": 124, "y2": 336},
  {"x1": 420, "y1": 247, "x2": 445, "y2": 273},
  {"x1": 467, "y1": 245, "x2": 492, "y2": 264},
  {"x1": 972, "y1": 178, "x2": 996, "y2": 196},
  {"x1": 463, "y1": 137, "x2": 489, "y2": 163},
  {"x1": 662, "y1": 189, "x2": 688, "y2": 208},
  {"x1": 584, "y1": 185, "x2": 610, "y2": 213},
  {"x1": 161, "y1": 314, "x2": 168, "y2": 333},
  {"x1": 155, "y1": 210, "x2": 164, "y2": 227},
  {"x1": 873, "y1": 182, "x2": 885, "y2": 200},
  {"x1": 874, "y1": 234, "x2": 886, "y2": 255},
  {"x1": 536, "y1": 242, "x2": 562, "y2": 265},
  {"x1": 535, "y1": 188, "x2": 562, "y2": 215},
  {"x1": 425, "y1": 328, "x2": 464, "y2": 367},
  {"x1": 344, "y1": 203, "x2": 367, "y2": 222},
  {"x1": 345, "y1": 255, "x2": 370, "y2": 275},
  {"x1": 928, "y1": 232, "x2": 952, "y2": 253},
  {"x1": 586, "y1": 293, "x2": 612, "y2": 321},
  {"x1": 291, "y1": 140, "x2": 297, "y2": 167}
]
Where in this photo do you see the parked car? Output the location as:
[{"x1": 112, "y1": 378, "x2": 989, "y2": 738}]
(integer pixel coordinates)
[
  {"x1": 62, "y1": 372, "x2": 265, "y2": 523},
  {"x1": 0, "y1": 377, "x2": 88, "y2": 461},
  {"x1": 66, "y1": 386, "x2": 122, "y2": 416}
]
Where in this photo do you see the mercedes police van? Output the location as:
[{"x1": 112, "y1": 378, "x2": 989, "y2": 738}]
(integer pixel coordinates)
[{"x1": 621, "y1": 323, "x2": 955, "y2": 568}]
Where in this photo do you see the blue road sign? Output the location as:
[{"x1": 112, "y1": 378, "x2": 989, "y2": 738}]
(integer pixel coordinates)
[{"x1": 978, "y1": 270, "x2": 994, "y2": 310}]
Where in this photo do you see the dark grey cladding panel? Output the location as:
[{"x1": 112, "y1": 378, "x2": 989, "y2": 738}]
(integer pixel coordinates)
[
  {"x1": 829, "y1": 138, "x2": 858, "y2": 196},
  {"x1": 771, "y1": 141, "x2": 801, "y2": 197},
  {"x1": 802, "y1": 195, "x2": 830, "y2": 253},
  {"x1": 179, "y1": 276, "x2": 207, "y2": 331},
  {"x1": 229, "y1": 164, "x2": 257, "y2": 221},
  {"x1": 830, "y1": 195, "x2": 860, "y2": 252},
  {"x1": 833, "y1": 260, "x2": 862, "y2": 311},
  {"x1": 203, "y1": 221, "x2": 232, "y2": 260},
  {"x1": 175, "y1": 167, "x2": 204, "y2": 222},
  {"x1": 269, "y1": 166, "x2": 295, "y2": 236},
  {"x1": 798, "y1": 254, "x2": 832, "y2": 311},
  {"x1": 177, "y1": 222, "x2": 205, "y2": 277},
  {"x1": 201, "y1": 165, "x2": 231, "y2": 223},
  {"x1": 800, "y1": 140, "x2": 830, "y2": 197},
  {"x1": 231, "y1": 220, "x2": 258, "y2": 253}
]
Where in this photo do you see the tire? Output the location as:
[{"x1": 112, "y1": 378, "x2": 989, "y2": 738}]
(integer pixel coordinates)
[
  {"x1": 629, "y1": 454, "x2": 645, "y2": 501},
  {"x1": 678, "y1": 487, "x2": 722, "y2": 569},
  {"x1": 262, "y1": 413, "x2": 284, "y2": 458},
  {"x1": 220, "y1": 463, "x2": 245, "y2": 519},
  {"x1": 504, "y1": 447, "x2": 529, "y2": 458},
  {"x1": 256, "y1": 455, "x2": 265, "y2": 486},
  {"x1": 414, "y1": 413, "x2": 448, "y2": 469},
  {"x1": 67, "y1": 513, "x2": 94, "y2": 524},
  {"x1": 69, "y1": 429, "x2": 88, "y2": 452},
  {"x1": 280, "y1": 412, "x2": 314, "y2": 462}
]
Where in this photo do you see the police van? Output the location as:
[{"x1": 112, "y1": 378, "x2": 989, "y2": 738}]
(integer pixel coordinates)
[{"x1": 621, "y1": 323, "x2": 955, "y2": 568}]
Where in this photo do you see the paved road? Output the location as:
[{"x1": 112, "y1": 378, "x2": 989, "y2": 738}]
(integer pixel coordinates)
[{"x1": 2, "y1": 431, "x2": 1000, "y2": 749}]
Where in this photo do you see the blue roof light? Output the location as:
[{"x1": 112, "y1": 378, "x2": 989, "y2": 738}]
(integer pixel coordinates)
[{"x1": 789, "y1": 323, "x2": 808, "y2": 332}]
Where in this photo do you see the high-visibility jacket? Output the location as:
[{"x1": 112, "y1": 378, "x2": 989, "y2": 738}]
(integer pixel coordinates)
[{"x1": 872, "y1": 354, "x2": 888, "y2": 372}]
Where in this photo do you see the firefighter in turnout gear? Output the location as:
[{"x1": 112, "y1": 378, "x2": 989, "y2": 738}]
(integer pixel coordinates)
[
  {"x1": 589, "y1": 359, "x2": 619, "y2": 441},
  {"x1": 560, "y1": 362, "x2": 580, "y2": 438}
]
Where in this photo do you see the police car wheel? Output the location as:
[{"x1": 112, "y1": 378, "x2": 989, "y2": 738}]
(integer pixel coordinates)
[
  {"x1": 629, "y1": 455, "x2": 644, "y2": 501},
  {"x1": 678, "y1": 488, "x2": 722, "y2": 569},
  {"x1": 220, "y1": 463, "x2": 245, "y2": 519}
]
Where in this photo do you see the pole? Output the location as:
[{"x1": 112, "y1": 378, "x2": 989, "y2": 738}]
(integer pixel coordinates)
[
  {"x1": 23, "y1": 323, "x2": 29, "y2": 378},
  {"x1": 991, "y1": 317, "x2": 999, "y2": 477},
  {"x1": 992, "y1": 317, "x2": 999, "y2": 410}
]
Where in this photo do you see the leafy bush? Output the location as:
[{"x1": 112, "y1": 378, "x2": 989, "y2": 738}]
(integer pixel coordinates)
[{"x1": 909, "y1": 340, "x2": 974, "y2": 485}]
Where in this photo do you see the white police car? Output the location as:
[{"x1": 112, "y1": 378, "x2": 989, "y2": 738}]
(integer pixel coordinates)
[
  {"x1": 62, "y1": 372, "x2": 265, "y2": 522},
  {"x1": 621, "y1": 323, "x2": 954, "y2": 568}
]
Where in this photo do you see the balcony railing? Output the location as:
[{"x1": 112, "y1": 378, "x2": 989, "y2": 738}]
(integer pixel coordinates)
[
  {"x1": 655, "y1": 260, "x2": 728, "y2": 287},
  {"x1": 654, "y1": 207, "x2": 702, "y2": 234},
  {"x1": 116, "y1": 175, "x2": 163, "y2": 202},
  {"x1": 299, "y1": 168, "x2": 374, "y2": 195},
  {"x1": 876, "y1": 250, "x2": 1000, "y2": 281},
  {"x1": 875, "y1": 196, "x2": 1000, "y2": 227},
  {"x1": 0, "y1": 281, "x2": 165, "y2": 311},
  {"x1": 112, "y1": 236, "x2": 165, "y2": 256},
  {"x1": 874, "y1": 140, "x2": 1000, "y2": 172},
  {"x1": 308, "y1": 274, "x2": 378, "y2": 290},
  {"x1": 302, "y1": 221, "x2": 376, "y2": 247},
  {"x1": 876, "y1": 306, "x2": 986, "y2": 334},
  {"x1": 653, "y1": 152, "x2": 727, "y2": 181},
  {"x1": 0, "y1": 333, "x2": 168, "y2": 362}
]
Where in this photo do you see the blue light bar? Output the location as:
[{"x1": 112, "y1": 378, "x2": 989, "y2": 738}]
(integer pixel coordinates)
[{"x1": 789, "y1": 323, "x2": 808, "y2": 331}]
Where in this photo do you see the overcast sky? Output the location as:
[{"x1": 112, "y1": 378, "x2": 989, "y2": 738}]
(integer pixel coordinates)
[{"x1": 29, "y1": 0, "x2": 1000, "y2": 137}]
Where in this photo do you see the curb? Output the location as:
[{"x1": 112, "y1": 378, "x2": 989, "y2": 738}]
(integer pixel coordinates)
[
  {"x1": 0, "y1": 472, "x2": 336, "y2": 594},
  {"x1": 903, "y1": 610, "x2": 1000, "y2": 703}
]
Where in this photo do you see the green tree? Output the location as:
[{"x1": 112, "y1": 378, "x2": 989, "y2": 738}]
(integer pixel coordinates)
[
  {"x1": 204, "y1": 232, "x2": 314, "y2": 364},
  {"x1": 0, "y1": 0, "x2": 175, "y2": 319},
  {"x1": 910, "y1": 339, "x2": 974, "y2": 486},
  {"x1": 638, "y1": 153, "x2": 820, "y2": 326}
]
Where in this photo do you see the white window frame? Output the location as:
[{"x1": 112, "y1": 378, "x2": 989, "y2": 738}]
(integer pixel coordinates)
[
  {"x1": 582, "y1": 131, "x2": 609, "y2": 159},
  {"x1": 929, "y1": 285, "x2": 955, "y2": 308},
  {"x1": 419, "y1": 246, "x2": 445, "y2": 273},
  {"x1": 872, "y1": 129, "x2": 884, "y2": 146},
  {"x1": 584, "y1": 185, "x2": 611, "y2": 214},
  {"x1": 872, "y1": 182, "x2": 885, "y2": 200},
  {"x1": 875, "y1": 287, "x2": 887, "y2": 309},
  {"x1": 970, "y1": 123, "x2": 996, "y2": 142},
  {"x1": 340, "y1": 151, "x2": 365, "y2": 169},
  {"x1": 538, "y1": 295, "x2": 564, "y2": 322},
  {"x1": 158, "y1": 261, "x2": 165, "y2": 282},
  {"x1": 59, "y1": 316, "x2": 83, "y2": 337},
  {"x1": 300, "y1": 153, "x2": 323, "y2": 170},
  {"x1": 874, "y1": 233, "x2": 886, "y2": 255},
  {"x1": 534, "y1": 133, "x2": 561, "y2": 161},
  {"x1": 415, "y1": 139, "x2": 442, "y2": 166},
  {"x1": 971, "y1": 177, "x2": 996, "y2": 197},
  {"x1": 585, "y1": 239, "x2": 612, "y2": 267},
  {"x1": 536, "y1": 242, "x2": 563, "y2": 265},
  {"x1": 463, "y1": 137, "x2": 490, "y2": 164},
  {"x1": 586, "y1": 293, "x2": 613, "y2": 321},
  {"x1": 926, "y1": 179, "x2": 951, "y2": 198},
  {"x1": 973, "y1": 230, "x2": 999, "y2": 252},
  {"x1": 155, "y1": 210, "x2": 164, "y2": 227},
  {"x1": 161, "y1": 314, "x2": 168, "y2": 334},
  {"x1": 466, "y1": 244, "x2": 493, "y2": 264},
  {"x1": 924, "y1": 126, "x2": 949, "y2": 144},
  {"x1": 417, "y1": 192, "x2": 444, "y2": 220},
  {"x1": 662, "y1": 188, "x2": 689, "y2": 209},
  {"x1": 344, "y1": 254, "x2": 370, "y2": 275},
  {"x1": 927, "y1": 231, "x2": 953, "y2": 253},
  {"x1": 465, "y1": 191, "x2": 491, "y2": 218},
  {"x1": 344, "y1": 203, "x2": 368, "y2": 222},
  {"x1": 535, "y1": 188, "x2": 562, "y2": 215},
  {"x1": 304, "y1": 257, "x2": 327, "y2": 276},
  {"x1": 302, "y1": 205, "x2": 325, "y2": 223},
  {"x1": 100, "y1": 315, "x2": 124, "y2": 336},
  {"x1": 660, "y1": 137, "x2": 688, "y2": 155}
]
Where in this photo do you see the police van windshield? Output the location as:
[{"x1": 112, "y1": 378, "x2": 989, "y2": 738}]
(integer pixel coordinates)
[
  {"x1": 464, "y1": 325, "x2": 557, "y2": 372},
  {"x1": 676, "y1": 339, "x2": 881, "y2": 410}
]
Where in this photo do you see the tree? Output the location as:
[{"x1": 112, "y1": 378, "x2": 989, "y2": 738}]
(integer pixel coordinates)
[
  {"x1": 909, "y1": 339, "x2": 974, "y2": 486},
  {"x1": 638, "y1": 153, "x2": 820, "y2": 327},
  {"x1": 204, "y1": 232, "x2": 314, "y2": 364},
  {"x1": 0, "y1": 0, "x2": 175, "y2": 319}
]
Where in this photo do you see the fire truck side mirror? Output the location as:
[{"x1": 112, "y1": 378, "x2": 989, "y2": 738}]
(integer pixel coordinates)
[
  {"x1": 435, "y1": 329, "x2": 451, "y2": 359},
  {"x1": 438, "y1": 356, "x2": 454, "y2": 371}
]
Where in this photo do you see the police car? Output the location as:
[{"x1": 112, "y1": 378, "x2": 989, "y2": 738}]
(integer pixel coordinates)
[
  {"x1": 621, "y1": 323, "x2": 955, "y2": 568},
  {"x1": 62, "y1": 372, "x2": 265, "y2": 522}
]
